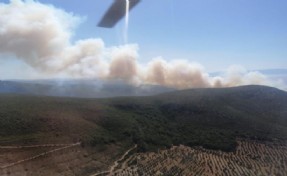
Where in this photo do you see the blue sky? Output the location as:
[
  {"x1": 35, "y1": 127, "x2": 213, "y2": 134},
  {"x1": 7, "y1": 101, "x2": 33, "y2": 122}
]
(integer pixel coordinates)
[{"x1": 1, "y1": 0, "x2": 287, "y2": 72}]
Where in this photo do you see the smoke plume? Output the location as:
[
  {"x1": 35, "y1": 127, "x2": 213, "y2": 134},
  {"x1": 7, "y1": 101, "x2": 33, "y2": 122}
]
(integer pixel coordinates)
[{"x1": 0, "y1": 0, "x2": 285, "y2": 90}]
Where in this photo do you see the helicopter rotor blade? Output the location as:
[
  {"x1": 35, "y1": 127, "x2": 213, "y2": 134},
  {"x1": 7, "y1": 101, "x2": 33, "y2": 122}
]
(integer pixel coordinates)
[{"x1": 98, "y1": 0, "x2": 141, "y2": 28}]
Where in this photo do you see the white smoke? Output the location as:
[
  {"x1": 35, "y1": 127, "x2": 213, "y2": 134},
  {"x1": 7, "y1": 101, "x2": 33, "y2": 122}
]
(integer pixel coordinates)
[
  {"x1": 0, "y1": 0, "x2": 81, "y2": 70},
  {"x1": 0, "y1": 0, "x2": 285, "y2": 90},
  {"x1": 143, "y1": 58, "x2": 210, "y2": 89}
]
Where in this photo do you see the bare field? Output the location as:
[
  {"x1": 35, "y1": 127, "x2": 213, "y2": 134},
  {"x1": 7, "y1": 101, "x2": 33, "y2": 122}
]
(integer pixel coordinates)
[
  {"x1": 110, "y1": 139, "x2": 287, "y2": 176},
  {"x1": 0, "y1": 143, "x2": 126, "y2": 176}
]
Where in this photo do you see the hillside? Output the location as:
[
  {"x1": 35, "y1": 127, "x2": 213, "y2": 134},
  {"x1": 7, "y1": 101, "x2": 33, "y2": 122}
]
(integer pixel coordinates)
[
  {"x1": 1, "y1": 85, "x2": 287, "y2": 175},
  {"x1": 101, "y1": 85, "x2": 287, "y2": 151},
  {"x1": 0, "y1": 85, "x2": 286, "y2": 153}
]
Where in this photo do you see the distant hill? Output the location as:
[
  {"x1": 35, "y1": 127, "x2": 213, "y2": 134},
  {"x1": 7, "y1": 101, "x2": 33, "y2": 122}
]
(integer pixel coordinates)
[
  {"x1": 210, "y1": 68, "x2": 287, "y2": 76},
  {"x1": 211, "y1": 68, "x2": 287, "y2": 86},
  {"x1": 257, "y1": 68, "x2": 287, "y2": 75},
  {"x1": 0, "y1": 85, "x2": 286, "y2": 152},
  {"x1": 0, "y1": 79, "x2": 175, "y2": 98}
]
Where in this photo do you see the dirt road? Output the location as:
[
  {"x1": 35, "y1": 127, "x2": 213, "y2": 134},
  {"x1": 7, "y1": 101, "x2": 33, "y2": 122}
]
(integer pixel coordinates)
[{"x1": 91, "y1": 144, "x2": 137, "y2": 176}]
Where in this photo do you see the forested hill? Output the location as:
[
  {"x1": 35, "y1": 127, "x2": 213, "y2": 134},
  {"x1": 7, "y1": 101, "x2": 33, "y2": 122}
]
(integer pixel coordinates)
[{"x1": 0, "y1": 85, "x2": 286, "y2": 152}]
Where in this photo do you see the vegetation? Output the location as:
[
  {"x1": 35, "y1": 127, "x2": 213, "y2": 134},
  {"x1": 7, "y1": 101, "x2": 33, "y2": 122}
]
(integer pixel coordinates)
[{"x1": 0, "y1": 85, "x2": 287, "y2": 152}]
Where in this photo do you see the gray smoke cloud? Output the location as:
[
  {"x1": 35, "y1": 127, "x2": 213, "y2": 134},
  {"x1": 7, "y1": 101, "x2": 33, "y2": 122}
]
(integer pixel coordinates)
[{"x1": 0, "y1": 0, "x2": 285, "y2": 90}]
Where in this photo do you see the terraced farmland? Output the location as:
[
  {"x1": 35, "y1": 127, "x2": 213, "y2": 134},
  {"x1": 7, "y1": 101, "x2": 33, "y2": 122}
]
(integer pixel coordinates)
[{"x1": 111, "y1": 139, "x2": 287, "y2": 176}]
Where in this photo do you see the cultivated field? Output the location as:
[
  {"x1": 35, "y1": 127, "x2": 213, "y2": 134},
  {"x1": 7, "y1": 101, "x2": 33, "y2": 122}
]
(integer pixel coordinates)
[
  {"x1": 110, "y1": 139, "x2": 287, "y2": 176},
  {"x1": 0, "y1": 139, "x2": 286, "y2": 175}
]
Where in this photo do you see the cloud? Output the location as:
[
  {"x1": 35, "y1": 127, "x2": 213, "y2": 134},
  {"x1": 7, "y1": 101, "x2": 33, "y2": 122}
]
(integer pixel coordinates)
[{"x1": 0, "y1": 0, "x2": 285, "y2": 90}]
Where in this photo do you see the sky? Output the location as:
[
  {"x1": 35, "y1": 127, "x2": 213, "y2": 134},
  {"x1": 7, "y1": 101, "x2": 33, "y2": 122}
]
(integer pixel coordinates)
[
  {"x1": 31, "y1": 0, "x2": 287, "y2": 70},
  {"x1": 0, "y1": 0, "x2": 286, "y2": 88}
]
